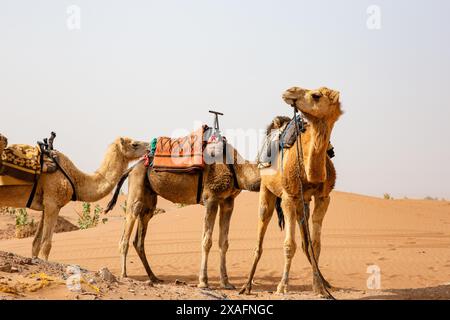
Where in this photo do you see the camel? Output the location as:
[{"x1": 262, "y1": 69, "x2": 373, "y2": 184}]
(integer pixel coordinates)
[
  {"x1": 0, "y1": 134, "x2": 7, "y2": 156},
  {"x1": 106, "y1": 138, "x2": 283, "y2": 289},
  {"x1": 0, "y1": 137, "x2": 149, "y2": 260},
  {"x1": 240, "y1": 86, "x2": 343, "y2": 296}
]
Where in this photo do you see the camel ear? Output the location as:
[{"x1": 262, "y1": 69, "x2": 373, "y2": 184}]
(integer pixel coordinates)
[
  {"x1": 330, "y1": 90, "x2": 340, "y2": 104},
  {"x1": 119, "y1": 137, "x2": 125, "y2": 146}
]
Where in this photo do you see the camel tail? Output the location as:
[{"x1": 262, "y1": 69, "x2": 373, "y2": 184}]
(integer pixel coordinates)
[
  {"x1": 275, "y1": 197, "x2": 285, "y2": 231},
  {"x1": 105, "y1": 165, "x2": 134, "y2": 213}
]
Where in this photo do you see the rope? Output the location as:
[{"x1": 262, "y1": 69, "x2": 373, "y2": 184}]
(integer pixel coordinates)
[{"x1": 291, "y1": 104, "x2": 336, "y2": 300}]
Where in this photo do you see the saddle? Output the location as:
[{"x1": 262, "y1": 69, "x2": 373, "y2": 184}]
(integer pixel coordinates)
[
  {"x1": 0, "y1": 144, "x2": 59, "y2": 186},
  {"x1": 257, "y1": 116, "x2": 335, "y2": 169},
  {"x1": 0, "y1": 144, "x2": 42, "y2": 184},
  {"x1": 152, "y1": 125, "x2": 208, "y2": 173}
]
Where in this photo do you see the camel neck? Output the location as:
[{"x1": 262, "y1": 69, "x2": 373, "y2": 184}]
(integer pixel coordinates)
[
  {"x1": 301, "y1": 119, "x2": 332, "y2": 183},
  {"x1": 67, "y1": 143, "x2": 128, "y2": 202}
]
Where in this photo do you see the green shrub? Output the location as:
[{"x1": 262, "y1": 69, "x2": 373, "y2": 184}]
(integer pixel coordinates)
[
  {"x1": 15, "y1": 208, "x2": 34, "y2": 227},
  {"x1": 383, "y1": 193, "x2": 393, "y2": 200},
  {"x1": 77, "y1": 202, "x2": 102, "y2": 230}
]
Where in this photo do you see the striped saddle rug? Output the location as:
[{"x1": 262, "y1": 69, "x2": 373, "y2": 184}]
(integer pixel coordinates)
[{"x1": 152, "y1": 126, "x2": 208, "y2": 173}]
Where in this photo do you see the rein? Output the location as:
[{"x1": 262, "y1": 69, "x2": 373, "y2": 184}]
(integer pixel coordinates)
[{"x1": 291, "y1": 102, "x2": 335, "y2": 300}]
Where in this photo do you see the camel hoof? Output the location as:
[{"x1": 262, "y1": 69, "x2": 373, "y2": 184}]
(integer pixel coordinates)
[
  {"x1": 238, "y1": 285, "x2": 251, "y2": 295},
  {"x1": 220, "y1": 282, "x2": 236, "y2": 290},
  {"x1": 197, "y1": 282, "x2": 209, "y2": 289},
  {"x1": 150, "y1": 277, "x2": 163, "y2": 284},
  {"x1": 313, "y1": 283, "x2": 328, "y2": 297},
  {"x1": 276, "y1": 283, "x2": 288, "y2": 295}
]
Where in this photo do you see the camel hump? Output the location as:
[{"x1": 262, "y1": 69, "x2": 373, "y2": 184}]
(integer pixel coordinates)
[{"x1": 266, "y1": 116, "x2": 291, "y2": 136}]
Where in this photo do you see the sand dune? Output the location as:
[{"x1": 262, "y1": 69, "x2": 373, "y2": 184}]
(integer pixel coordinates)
[{"x1": 1, "y1": 191, "x2": 450, "y2": 299}]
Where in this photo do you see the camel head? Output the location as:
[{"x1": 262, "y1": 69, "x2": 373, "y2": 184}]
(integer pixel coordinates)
[
  {"x1": 282, "y1": 86, "x2": 342, "y2": 122},
  {"x1": 0, "y1": 134, "x2": 7, "y2": 150},
  {"x1": 116, "y1": 137, "x2": 149, "y2": 160}
]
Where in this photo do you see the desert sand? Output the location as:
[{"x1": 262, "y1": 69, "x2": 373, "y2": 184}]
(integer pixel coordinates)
[{"x1": 1, "y1": 191, "x2": 450, "y2": 300}]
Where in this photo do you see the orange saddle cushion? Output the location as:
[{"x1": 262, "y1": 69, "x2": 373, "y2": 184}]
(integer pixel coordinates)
[{"x1": 152, "y1": 126, "x2": 207, "y2": 173}]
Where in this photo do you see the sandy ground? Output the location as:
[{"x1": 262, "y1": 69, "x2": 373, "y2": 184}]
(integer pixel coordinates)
[{"x1": 1, "y1": 191, "x2": 450, "y2": 300}]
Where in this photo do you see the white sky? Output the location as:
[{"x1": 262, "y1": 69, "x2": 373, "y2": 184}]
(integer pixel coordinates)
[{"x1": 1, "y1": 0, "x2": 449, "y2": 199}]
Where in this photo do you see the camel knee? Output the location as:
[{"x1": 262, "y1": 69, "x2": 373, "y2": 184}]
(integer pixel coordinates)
[
  {"x1": 283, "y1": 240, "x2": 296, "y2": 258},
  {"x1": 259, "y1": 204, "x2": 272, "y2": 221},
  {"x1": 219, "y1": 239, "x2": 229, "y2": 253},
  {"x1": 130, "y1": 201, "x2": 146, "y2": 216},
  {"x1": 119, "y1": 240, "x2": 129, "y2": 255},
  {"x1": 254, "y1": 246, "x2": 263, "y2": 260},
  {"x1": 202, "y1": 237, "x2": 213, "y2": 252}
]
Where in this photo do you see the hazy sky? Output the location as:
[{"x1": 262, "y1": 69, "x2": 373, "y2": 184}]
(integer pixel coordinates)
[{"x1": 1, "y1": 0, "x2": 449, "y2": 199}]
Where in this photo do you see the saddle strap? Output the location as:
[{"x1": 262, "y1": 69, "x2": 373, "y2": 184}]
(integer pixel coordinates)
[
  {"x1": 196, "y1": 171, "x2": 204, "y2": 204},
  {"x1": 50, "y1": 155, "x2": 77, "y2": 201},
  {"x1": 26, "y1": 146, "x2": 45, "y2": 208}
]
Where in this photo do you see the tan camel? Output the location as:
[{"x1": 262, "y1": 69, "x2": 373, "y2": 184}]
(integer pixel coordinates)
[
  {"x1": 106, "y1": 141, "x2": 279, "y2": 289},
  {"x1": 240, "y1": 86, "x2": 342, "y2": 296},
  {"x1": 0, "y1": 137, "x2": 149, "y2": 260},
  {"x1": 0, "y1": 134, "x2": 7, "y2": 155}
]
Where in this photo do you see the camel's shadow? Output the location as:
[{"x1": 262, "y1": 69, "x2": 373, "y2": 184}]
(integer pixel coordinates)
[
  {"x1": 127, "y1": 273, "x2": 348, "y2": 295},
  {"x1": 127, "y1": 274, "x2": 450, "y2": 299}
]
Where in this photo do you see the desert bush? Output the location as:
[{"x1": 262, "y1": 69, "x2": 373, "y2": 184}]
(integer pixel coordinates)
[
  {"x1": 383, "y1": 193, "x2": 393, "y2": 200},
  {"x1": 15, "y1": 208, "x2": 34, "y2": 227},
  {"x1": 1, "y1": 207, "x2": 18, "y2": 216},
  {"x1": 77, "y1": 202, "x2": 102, "y2": 230},
  {"x1": 15, "y1": 208, "x2": 36, "y2": 239}
]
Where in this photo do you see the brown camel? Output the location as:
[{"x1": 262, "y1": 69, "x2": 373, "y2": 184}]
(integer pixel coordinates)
[
  {"x1": 106, "y1": 140, "x2": 277, "y2": 289},
  {"x1": 0, "y1": 137, "x2": 149, "y2": 260},
  {"x1": 240, "y1": 86, "x2": 342, "y2": 296}
]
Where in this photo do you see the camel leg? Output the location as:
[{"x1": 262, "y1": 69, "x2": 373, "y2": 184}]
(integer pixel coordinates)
[
  {"x1": 119, "y1": 204, "x2": 138, "y2": 278},
  {"x1": 218, "y1": 197, "x2": 235, "y2": 289},
  {"x1": 239, "y1": 187, "x2": 276, "y2": 295},
  {"x1": 276, "y1": 195, "x2": 297, "y2": 295},
  {"x1": 311, "y1": 195, "x2": 332, "y2": 291},
  {"x1": 32, "y1": 212, "x2": 45, "y2": 258},
  {"x1": 39, "y1": 203, "x2": 60, "y2": 260},
  {"x1": 198, "y1": 199, "x2": 219, "y2": 288},
  {"x1": 133, "y1": 207, "x2": 162, "y2": 283}
]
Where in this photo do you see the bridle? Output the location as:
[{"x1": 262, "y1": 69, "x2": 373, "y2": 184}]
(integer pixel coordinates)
[{"x1": 290, "y1": 100, "x2": 336, "y2": 300}]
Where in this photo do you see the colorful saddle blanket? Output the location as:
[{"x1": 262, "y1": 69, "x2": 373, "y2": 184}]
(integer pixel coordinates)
[
  {"x1": 152, "y1": 126, "x2": 208, "y2": 173},
  {"x1": 0, "y1": 144, "x2": 41, "y2": 184}
]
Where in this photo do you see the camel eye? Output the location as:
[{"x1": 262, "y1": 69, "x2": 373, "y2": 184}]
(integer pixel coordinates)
[
  {"x1": 132, "y1": 142, "x2": 139, "y2": 148},
  {"x1": 311, "y1": 93, "x2": 322, "y2": 101}
]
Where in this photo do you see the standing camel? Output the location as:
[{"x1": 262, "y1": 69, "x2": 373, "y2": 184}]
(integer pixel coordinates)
[
  {"x1": 0, "y1": 137, "x2": 149, "y2": 260},
  {"x1": 106, "y1": 141, "x2": 277, "y2": 289},
  {"x1": 240, "y1": 86, "x2": 342, "y2": 296},
  {"x1": 0, "y1": 134, "x2": 7, "y2": 155}
]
